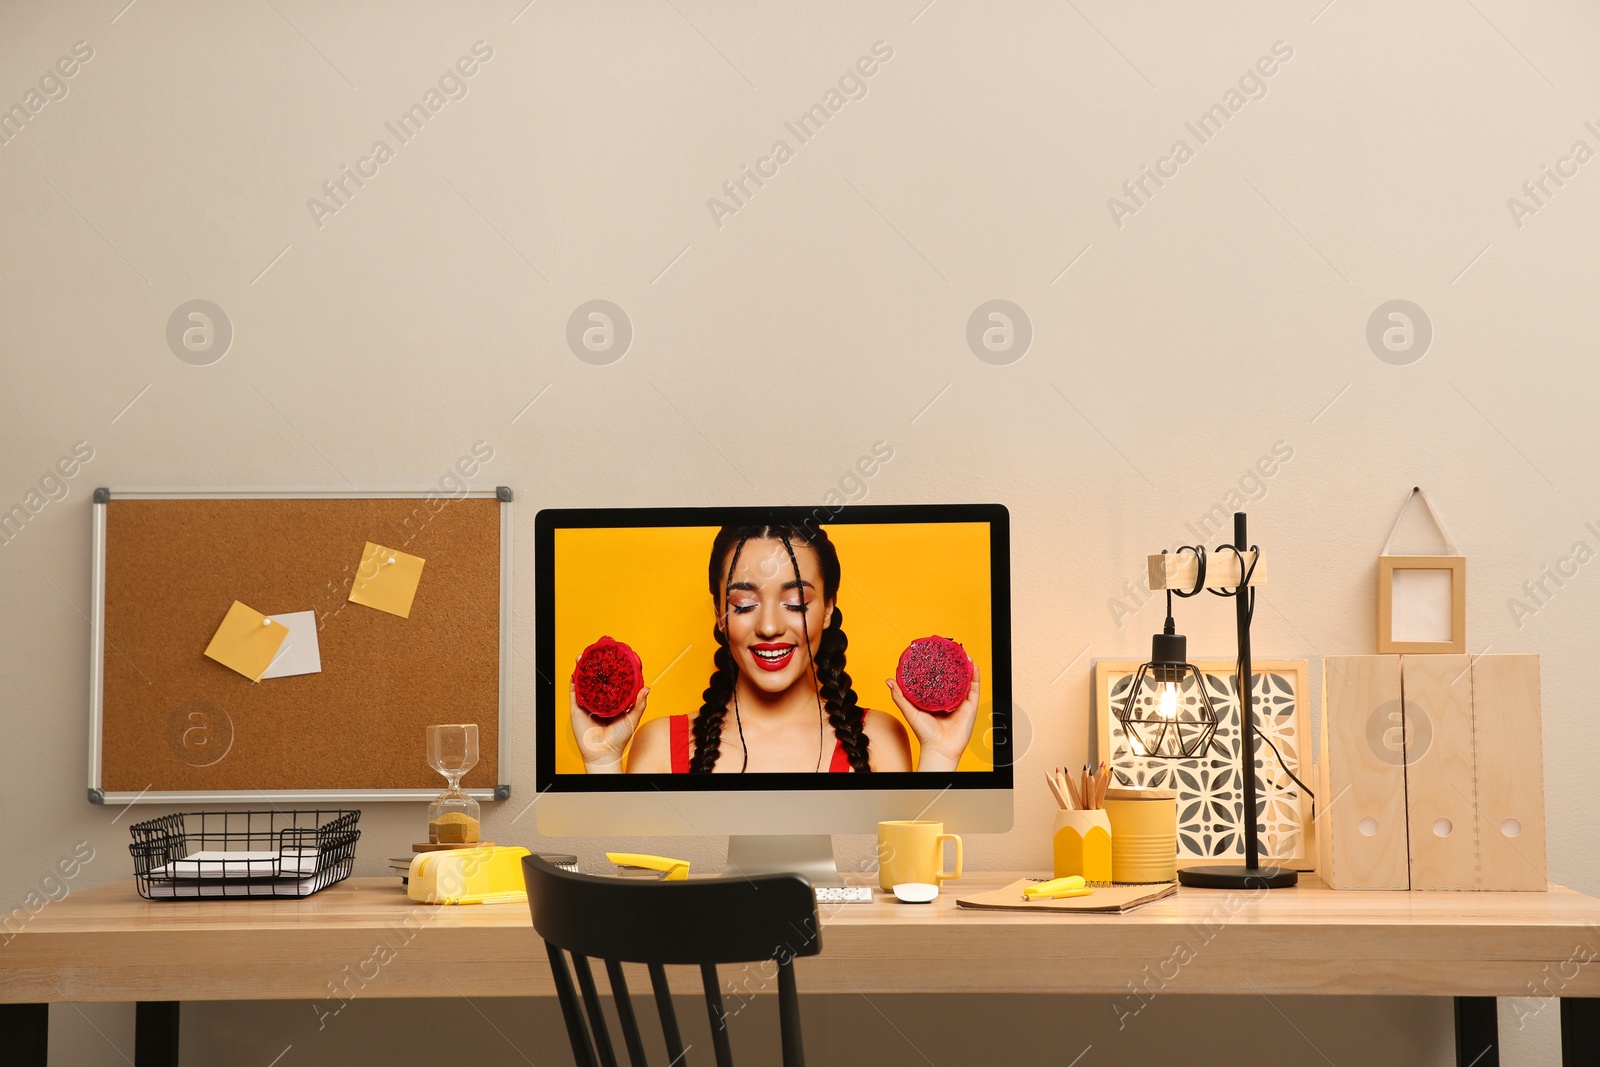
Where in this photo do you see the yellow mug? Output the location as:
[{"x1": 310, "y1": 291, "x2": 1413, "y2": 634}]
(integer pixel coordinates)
[{"x1": 877, "y1": 820, "x2": 963, "y2": 890}]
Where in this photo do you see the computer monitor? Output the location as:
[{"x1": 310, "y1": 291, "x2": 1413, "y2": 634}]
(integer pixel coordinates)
[{"x1": 534, "y1": 503, "x2": 1013, "y2": 883}]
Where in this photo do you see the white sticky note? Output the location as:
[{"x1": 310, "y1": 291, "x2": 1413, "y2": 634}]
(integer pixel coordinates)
[{"x1": 261, "y1": 611, "x2": 323, "y2": 679}]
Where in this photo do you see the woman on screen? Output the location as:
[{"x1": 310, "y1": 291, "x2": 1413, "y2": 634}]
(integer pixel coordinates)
[{"x1": 570, "y1": 521, "x2": 979, "y2": 773}]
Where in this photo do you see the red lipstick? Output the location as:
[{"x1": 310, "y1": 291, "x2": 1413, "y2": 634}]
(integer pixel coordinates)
[{"x1": 750, "y1": 643, "x2": 796, "y2": 672}]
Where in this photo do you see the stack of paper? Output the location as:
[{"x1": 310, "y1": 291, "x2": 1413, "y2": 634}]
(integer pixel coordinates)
[{"x1": 143, "y1": 849, "x2": 335, "y2": 899}]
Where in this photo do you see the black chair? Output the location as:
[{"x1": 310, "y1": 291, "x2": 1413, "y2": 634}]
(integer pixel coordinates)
[{"x1": 522, "y1": 855, "x2": 822, "y2": 1067}]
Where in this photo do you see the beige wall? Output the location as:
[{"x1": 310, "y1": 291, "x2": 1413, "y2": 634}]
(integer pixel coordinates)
[{"x1": 4, "y1": 0, "x2": 1596, "y2": 1063}]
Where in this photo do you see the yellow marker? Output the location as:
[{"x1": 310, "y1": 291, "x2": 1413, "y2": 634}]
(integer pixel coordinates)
[
  {"x1": 1023, "y1": 875, "x2": 1096, "y2": 900},
  {"x1": 1034, "y1": 886, "x2": 1096, "y2": 899},
  {"x1": 606, "y1": 852, "x2": 690, "y2": 881}
]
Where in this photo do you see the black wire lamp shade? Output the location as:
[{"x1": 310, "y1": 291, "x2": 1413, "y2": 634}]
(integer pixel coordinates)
[{"x1": 1117, "y1": 634, "x2": 1219, "y2": 761}]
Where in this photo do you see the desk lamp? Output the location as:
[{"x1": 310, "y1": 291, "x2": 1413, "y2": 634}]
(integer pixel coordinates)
[
  {"x1": 1118, "y1": 546, "x2": 1220, "y2": 761},
  {"x1": 1123, "y1": 512, "x2": 1297, "y2": 890}
]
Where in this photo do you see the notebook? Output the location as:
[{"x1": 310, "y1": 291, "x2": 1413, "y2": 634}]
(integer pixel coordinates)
[{"x1": 956, "y1": 879, "x2": 1177, "y2": 913}]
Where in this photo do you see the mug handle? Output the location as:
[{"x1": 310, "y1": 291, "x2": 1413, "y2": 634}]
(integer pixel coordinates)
[{"x1": 934, "y1": 833, "x2": 963, "y2": 883}]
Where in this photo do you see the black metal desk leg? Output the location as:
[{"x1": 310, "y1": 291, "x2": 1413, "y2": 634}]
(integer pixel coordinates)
[
  {"x1": 1455, "y1": 997, "x2": 1499, "y2": 1067},
  {"x1": 1, "y1": 1003, "x2": 48, "y2": 1067},
  {"x1": 136, "y1": 1001, "x2": 180, "y2": 1067},
  {"x1": 1562, "y1": 998, "x2": 1600, "y2": 1065}
]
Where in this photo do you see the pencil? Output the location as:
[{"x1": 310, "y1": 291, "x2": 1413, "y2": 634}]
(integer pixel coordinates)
[
  {"x1": 1044, "y1": 770, "x2": 1068, "y2": 809},
  {"x1": 1060, "y1": 768, "x2": 1081, "y2": 809}
]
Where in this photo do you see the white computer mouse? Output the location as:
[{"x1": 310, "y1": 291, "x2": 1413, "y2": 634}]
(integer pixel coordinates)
[{"x1": 891, "y1": 882, "x2": 939, "y2": 904}]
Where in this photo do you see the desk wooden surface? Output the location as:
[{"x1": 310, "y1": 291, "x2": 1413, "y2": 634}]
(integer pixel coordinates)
[{"x1": 6, "y1": 874, "x2": 1600, "y2": 1003}]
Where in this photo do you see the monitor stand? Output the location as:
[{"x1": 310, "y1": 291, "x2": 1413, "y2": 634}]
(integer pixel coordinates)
[{"x1": 724, "y1": 835, "x2": 843, "y2": 886}]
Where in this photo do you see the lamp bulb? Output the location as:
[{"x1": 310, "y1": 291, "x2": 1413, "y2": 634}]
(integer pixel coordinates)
[{"x1": 1158, "y1": 681, "x2": 1179, "y2": 719}]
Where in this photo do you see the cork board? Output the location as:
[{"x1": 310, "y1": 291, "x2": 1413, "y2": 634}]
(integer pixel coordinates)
[{"x1": 90, "y1": 492, "x2": 508, "y2": 801}]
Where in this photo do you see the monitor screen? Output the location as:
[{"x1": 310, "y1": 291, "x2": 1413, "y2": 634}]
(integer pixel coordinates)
[{"x1": 534, "y1": 504, "x2": 1012, "y2": 794}]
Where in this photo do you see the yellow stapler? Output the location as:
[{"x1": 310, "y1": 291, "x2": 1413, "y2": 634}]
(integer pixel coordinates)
[
  {"x1": 606, "y1": 852, "x2": 690, "y2": 881},
  {"x1": 408, "y1": 846, "x2": 531, "y2": 905}
]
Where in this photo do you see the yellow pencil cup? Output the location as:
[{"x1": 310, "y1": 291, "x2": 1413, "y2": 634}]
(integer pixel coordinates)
[
  {"x1": 1052, "y1": 809, "x2": 1112, "y2": 886},
  {"x1": 1104, "y1": 788, "x2": 1178, "y2": 884}
]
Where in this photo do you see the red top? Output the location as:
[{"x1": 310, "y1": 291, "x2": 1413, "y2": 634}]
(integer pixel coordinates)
[{"x1": 668, "y1": 714, "x2": 851, "y2": 773}]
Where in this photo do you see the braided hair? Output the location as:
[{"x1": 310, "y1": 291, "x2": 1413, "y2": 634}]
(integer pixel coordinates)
[{"x1": 689, "y1": 522, "x2": 872, "y2": 774}]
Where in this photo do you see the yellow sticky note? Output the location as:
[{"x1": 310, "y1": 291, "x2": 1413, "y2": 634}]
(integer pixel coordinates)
[
  {"x1": 204, "y1": 601, "x2": 291, "y2": 683},
  {"x1": 348, "y1": 542, "x2": 426, "y2": 618}
]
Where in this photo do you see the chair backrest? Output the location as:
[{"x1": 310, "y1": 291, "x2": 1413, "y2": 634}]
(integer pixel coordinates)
[{"x1": 522, "y1": 855, "x2": 822, "y2": 1067}]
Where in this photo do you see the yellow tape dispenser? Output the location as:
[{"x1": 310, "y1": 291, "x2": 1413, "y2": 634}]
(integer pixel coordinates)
[{"x1": 408, "y1": 846, "x2": 531, "y2": 905}]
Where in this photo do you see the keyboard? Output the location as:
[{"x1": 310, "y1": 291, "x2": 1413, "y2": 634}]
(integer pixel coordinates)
[{"x1": 814, "y1": 886, "x2": 875, "y2": 904}]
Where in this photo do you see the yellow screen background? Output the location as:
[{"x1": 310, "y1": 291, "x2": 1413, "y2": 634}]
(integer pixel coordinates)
[{"x1": 553, "y1": 522, "x2": 994, "y2": 773}]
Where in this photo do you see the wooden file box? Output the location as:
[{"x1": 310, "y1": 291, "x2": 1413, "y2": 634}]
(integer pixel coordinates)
[
  {"x1": 1318, "y1": 656, "x2": 1410, "y2": 890},
  {"x1": 1454, "y1": 654, "x2": 1546, "y2": 891},
  {"x1": 1402, "y1": 656, "x2": 1479, "y2": 890},
  {"x1": 1318, "y1": 654, "x2": 1546, "y2": 891}
]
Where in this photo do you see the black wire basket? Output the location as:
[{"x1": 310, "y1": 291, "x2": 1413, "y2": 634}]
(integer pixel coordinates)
[{"x1": 128, "y1": 809, "x2": 361, "y2": 900}]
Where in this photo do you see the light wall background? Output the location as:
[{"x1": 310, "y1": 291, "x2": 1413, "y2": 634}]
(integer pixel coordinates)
[{"x1": 2, "y1": 1, "x2": 1596, "y2": 1064}]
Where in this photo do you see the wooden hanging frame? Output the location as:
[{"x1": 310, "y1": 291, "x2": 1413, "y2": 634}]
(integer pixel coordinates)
[{"x1": 1377, "y1": 488, "x2": 1466, "y2": 655}]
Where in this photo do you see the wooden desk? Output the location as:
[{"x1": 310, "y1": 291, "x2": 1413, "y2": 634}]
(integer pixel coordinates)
[{"x1": 4, "y1": 873, "x2": 1600, "y2": 1066}]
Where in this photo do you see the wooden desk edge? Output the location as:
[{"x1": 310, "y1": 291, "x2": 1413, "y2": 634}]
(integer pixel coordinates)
[{"x1": 5, "y1": 875, "x2": 1600, "y2": 1003}]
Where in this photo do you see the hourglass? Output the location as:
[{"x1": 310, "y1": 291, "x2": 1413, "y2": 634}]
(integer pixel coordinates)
[{"x1": 426, "y1": 724, "x2": 481, "y2": 845}]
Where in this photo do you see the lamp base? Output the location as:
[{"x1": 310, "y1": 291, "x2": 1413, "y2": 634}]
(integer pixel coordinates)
[{"x1": 1178, "y1": 865, "x2": 1298, "y2": 890}]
